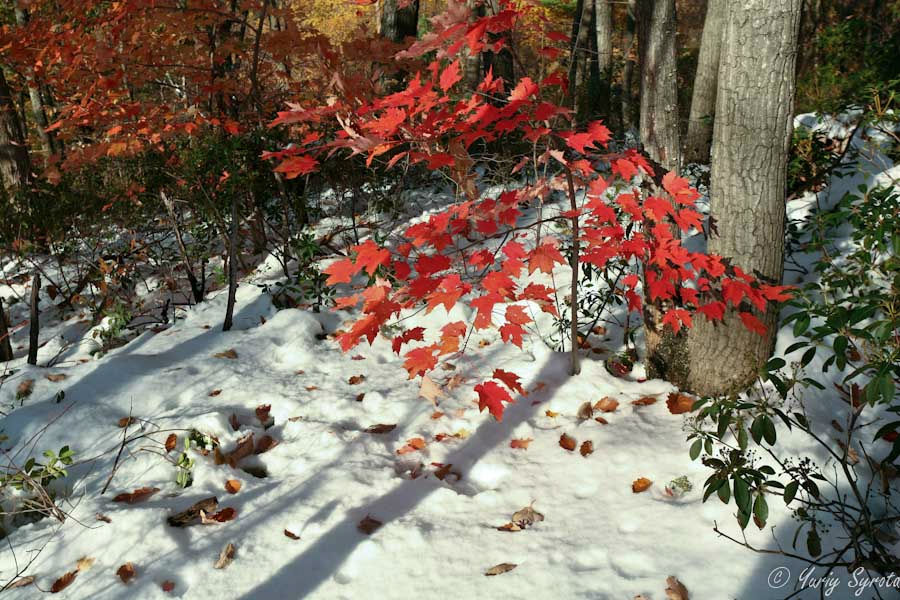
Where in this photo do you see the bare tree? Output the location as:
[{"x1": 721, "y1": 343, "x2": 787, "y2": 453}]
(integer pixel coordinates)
[
  {"x1": 636, "y1": 0, "x2": 680, "y2": 171},
  {"x1": 0, "y1": 68, "x2": 32, "y2": 194},
  {"x1": 683, "y1": 0, "x2": 725, "y2": 164}
]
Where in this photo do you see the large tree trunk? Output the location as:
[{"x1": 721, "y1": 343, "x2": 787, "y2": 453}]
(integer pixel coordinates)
[
  {"x1": 0, "y1": 69, "x2": 32, "y2": 194},
  {"x1": 648, "y1": 0, "x2": 802, "y2": 396},
  {"x1": 683, "y1": 0, "x2": 724, "y2": 165},
  {"x1": 379, "y1": 0, "x2": 419, "y2": 43},
  {"x1": 636, "y1": 0, "x2": 680, "y2": 171}
]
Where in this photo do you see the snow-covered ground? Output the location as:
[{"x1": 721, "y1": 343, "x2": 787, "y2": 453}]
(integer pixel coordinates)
[{"x1": 0, "y1": 117, "x2": 896, "y2": 599}]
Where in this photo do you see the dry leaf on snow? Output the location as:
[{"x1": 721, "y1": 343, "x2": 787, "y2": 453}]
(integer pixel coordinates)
[
  {"x1": 255, "y1": 435, "x2": 278, "y2": 454},
  {"x1": 213, "y1": 348, "x2": 238, "y2": 359},
  {"x1": 357, "y1": 515, "x2": 382, "y2": 535},
  {"x1": 364, "y1": 423, "x2": 397, "y2": 434},
  {"x1": 76, "y1": 557, "x2": 94, "y2": 572},
  {"x1": 255, "y1": 404, "x2": 273, "y2": 427},
  {"x1": 666, "y1": 392, "x2": 695, "y2": 415},
  {"x1": 167, "y1": 496, "x2": 218, "y2": 527},
  {"x1": 632, "y1": 396, "x2": 658, "y2": 406},
  {"x1": 545, "y1": 409, "x2": 559, "y2": 418},
  {"x1": 214, "y1": 543, "x2": 236, "y2": 569},
  {"x1": 225, "y1": 479, "x2": 242, "y2": 494},
  {"x1": 510, "y1": 438, "x2": 532, "y2": 450},
  {"x1": 16, "y1": 379, "x2": 34, "y2": 400},
  {"x1": 209, "y1": 389, "x2": 222, "y2": 397},
  {"x1": 559, "y1": 433, "x2": 577, "y2": 452},
  {"x1": 396, "y1": 437, "x2": 426, "y2": 454},
  {"x1": 117, "y1": 416, "x2": 137, "y2": 428},
  {"x1": 595, "y1": 416, "x2": 609, "y2": 425},
  {"x1": 164, "y1": 434, "x2": 177, "y2": 453},
  {"x1": 96, "y1": 513, "x2": 111, "y2": 523},
  {"x1": 46, "y1": 373, "x2": 67, "y2": 382},
  {"x1": 577, "y1": 401, "x2": 594, "y2": 420},
  {"x1": 6, "y1": 576, "x2": 34, "y2": 589},
  {"x1": 201, "y1": 507, "x2": 237, "y2": 524},
  {"x1": 418, "y1": 375, "x2": 445, "y2": 404},
  {"x1": 116, "y1": 563, "x2": 136, "y2": 584},
  {"x1": 511, "y1": 503, "x2": 544, "y2": 528},
  {"x1": 229, "y1": 413, "x2": 240, "y2": 431},
  {"x1": 348, "y1": 374, "x2": 366, "y2": 385},
  {"x1": 50, "y1": 570, "x2": 78, "y2": 593},
  {"x1": 484, "y1": 563, "x2": 517, "y2": 576},
  {"x1": 665, "y1": 576, "x2": 690, "y2": 600},
  {"x1": 161, "y1": 580, "x2": 176, "y2": 592},
  {"x1": 594, "y1": 397, "x2": 619, "y2": 413},
  {"x1": 632, "y1": 477, "x2": 653, "y2": 493},
  {"x1": 284, "y1": 529, "x2": 300, "y2": 540},
  {"x1": 113, "y1": 487, "x2": 160, "y2": 504},
  {"x1": 580, "y1": 440, "x2": 594, "y2": 457}
]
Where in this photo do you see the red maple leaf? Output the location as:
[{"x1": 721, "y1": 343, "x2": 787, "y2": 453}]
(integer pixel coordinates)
[
  {"x1": 493, "y1": 368, "x2": 525, "y2": 395},
  {"x1": 739, "y1": 312, "x2": 768, "y2": 336},
  {"x1": 392, "y1": 327, "x2": 426, "y2": 354},
  {"x1": 474, "y1": 381, "x2": 513, "y2": 421},
  {"x1": 528, "y1": 241, "x2": 565, "y2": 274},
  {"x1": 439, "y1": 59, "x2": 462, "y2": 91}
]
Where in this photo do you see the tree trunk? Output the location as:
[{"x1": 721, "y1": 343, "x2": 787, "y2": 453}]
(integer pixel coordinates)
[
  {"x1": 621, "y1": 0, "x2": 638, "y2": 131},
  {"x1": 636, "y1": 0, "x2": 681, "y2": 171},
  {"x1": 482, "y1": 0, "x2": 514, "y2": 93},
  {"x1": 462, "y1": 0, "x2": 482, "y2": 91},
  {"x1": 683, "y1": 0, "x2": 724, "y2": 165},
  {"x1": 0, "y1": 68, "x2": 32, "y2": 194},
  {"x1": 648, "y1": 0, "x2": 802, "y2": 396},
  {"x1": 223, "y1": 194, "x2": 239, "y2": 332},
  {"x1": 568, "y1": 0, "x2": 594, "y2": 123},
  {"x1": 28, "y1": 271, "x2": 40, "y2": 365},
  {"x1": 594, "y1": 0, "x2": 613, "y2": 120},
  {"x1": 14, "y1": 2, "x2": 57, "y2": 156},
  {"x1": 0, "y1": 297, "x2": 13, "y2": 362},
  {"x1": 379, "y1": 0, "x2": 419, "y2": 43}
]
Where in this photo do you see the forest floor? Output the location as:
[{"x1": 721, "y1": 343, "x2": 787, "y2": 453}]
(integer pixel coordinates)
[{"x1": 0, "y1": 114, "x2": 896, "y2": 599}]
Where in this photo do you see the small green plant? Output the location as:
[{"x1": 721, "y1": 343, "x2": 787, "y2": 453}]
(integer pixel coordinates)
[
  {"x1": 263, "y1": 230, "x2": 334, "y2": 312},
  {"x1": 1, "y1": 445, "x2": 74, "y2": 490},
  {"x1": 175, "y1": 438, "x2": 195, "y2": 489},
  {"x1": 665, "y1": 475, "x2": 693, "y2": 498}
]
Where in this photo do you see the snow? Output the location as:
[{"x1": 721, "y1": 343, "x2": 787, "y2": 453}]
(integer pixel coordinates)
[{"x1": 0, "y1": 116, "x2": 897, "y2": 599}]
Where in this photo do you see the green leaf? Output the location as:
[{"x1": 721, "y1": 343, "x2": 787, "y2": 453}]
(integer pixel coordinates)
[
  {"x1": 793, "y1": 314, "x2": 811, "y2": 336},
  {"x1": 753, "y1": 494, "x2": 769, "y2": 524},
  {"x1": 750, "y1": 416, "x2": 764, "y2": 444},
  {"x1": 784, "y1": 481, "x2": 799, "y2": 504},
  {"x1": 762, "y1": 416, "x2": 777, "y2": 445},
  {"x1": 807, "y1": 528, "x2": 822, "y2": 557},
  {"x1": 800, "y1": 346, "x2": 816, "y2": 367},
  {"x1": 689, "y1": 439, "x2": 702, "y2": 461},
  {"x1": 734, "y1": 477, "x2": 751, "y2": 513},
  {"x1": 717, "y1": 480, "x2": 731, "y2": 504}
]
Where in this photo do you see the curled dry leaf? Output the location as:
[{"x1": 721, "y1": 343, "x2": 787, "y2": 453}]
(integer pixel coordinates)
[
  {"x1": 113, "y1": 487, "x2": 160, "y2": 504},
  {"x1": 348, "y1": 374, "x2": 366, "y2": 385},
  {"x1": 213, "y1": 349, "x2": 238, "y2": 359},
  {"x1": 219, "y1": 433, "x2": 255, "y2": 466},
  {"x1": 255, "y1": 435, "x2": 278, "y2": 454},
  {"x1": 76, "y1": 557, "x2": 95, "y2": 572},
  {"x1": 432, "y1": 463, "x2": 461, "y2": 481},
  {"x1": 418, "y1": 375, "x2": 445, "y2": 404},
  {"x1": 431, "y1": 411, "x2": 445, "y2": 420},
  {"x1": 497, "y1": 522, "x2": 522, "y2": 532},
  {"x1": 396, "y1": 437, "x2": 426, "y2": 455},
  {"x1": 116, "y1": 562, "x2": 136, "y2": 584},
  {"x1": 580, "y1": 440, "x2": 594, "y2": 457},
  {"x1": 632, "y1": 396, "x2": 658, "y2": 406},
  {"x1": 225, "y1": 479, "x2": 242, "y2": 494},
  {"x1": 46, "y1": 373, "x2": 67, "y2": 382},
  {"x1": 665, "y1": 576, "x2": 689, "y2": 600},
  {"x1": 632, "y1": 477, "x2": 653, "y2": 493},
  {"x1": 545, "y1": 409, "x2": 559, "y2": 418},
  {"x1": 229, "y1": 413, "x2": 240, "y2": 431},
  {"x1": 16, "y1": 379, "x2": 34, "y2": 400},
  {"x1": 255, "y1": 404, "x2": 272, "y2": 426},
  {"x1": 209, "y1": 389, "x2": 222, "y2": 397},
  {"x1": 364, "y1": 423, "x2": 397, "y2": 434},
  {"x1": 161, "y1": 580, "x2": 176, "y2": 592},
  {"x1": 284, "y1": 529, "x2": 300, "y2": 540},
  {"x1": 355, "y1": 392, "x2": 365, "y2": 402},
  {"x1": 357, "y1": 515, "x2": 382, "y2": 535},
  {"x1": 577, "y1": 401, "x2": 594, "y2": 420},
  {"x1": 595, "y1": 416, "x2": 609, "y2": 425},
  {"x1": 202, "y1": 507, "x2": 237, "y2": 523},
  {"x1": 167, "y1": 496, "x2": 218, "y2": 527},
  {"x1": 164, "y1": 434, "x2": 177, "y2": 453},
  {"x1": 117, "y1": 416, "x2": 137, "y2": 428},
  {"x1": 511, "y1": 503, "x2": 544, "y2": 528},
  {"x1": 666, "y1": 392, "x2": 694, "y2": 415},
  {"x1": 594, "y1": 397, "x2": 619, "y2": 413},
  {"x1": 559, "y1": 433, "x2": 577, "y2": 452},
  {"x1": 305, "y1": 386, "x2": 318, "y2": 391},
  {"x1": 510, "y1": 438, "x2": 532, "y2": 450},
  {"x1": 50, "y1": 570, "x2": 78, "y2": 593},
  {"x1": 484, "y1": 563, "x2": 517, "y2": 576},
  {"x1": 214, "y1": 543, "x2": 236, "y2": 569},
  {"x1": 6, "y1": 576, "x2": 34, "y2": 589},
  {"x1": 96, "y1": 513, "x2": 112, "y2": 523}
]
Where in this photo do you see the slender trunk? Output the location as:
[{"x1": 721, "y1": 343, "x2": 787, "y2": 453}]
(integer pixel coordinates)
[
  {"x1": 0, "y1": 69, "x2": 32, "y2": 194},
  {"x1": 636, "y1": 0, "x2": 681, "y2": 171},
  {"x1": 161, "y1": 191, "x2": 204, "y2": 303},
  {"x1": 594, "y1": 0, "x2": 613, "y2": 120},
  {"x1": 654, "y1": 0, "x2": 803, "y2": 395},
  {"x1": 568, "y1": 0, "x2": 593, "y2": 123},
  {"x1": 462, "y1": 0, "x2": 482, "y2": 90},
  {"x1": 565, "y1": 169, "x2": 581, "y2": 376},
  {"x1": 223, "y1": 194, "x2": 239, "y2": 332},
  {"x1": 379, "y1": 0, "x2": 419, "y2": 43},
  {"x1": 621, "y1": 0, "x2": 638, "y2": 131},
  {"x1": 27, "y1": 271, "x2": 40, "y2": 365},
  {"x1": 13, "y1": 3, "x2": 56, "y2": 156},
  {"x1": 0, "y1": 297, "x2": 13, "y2": 362},
  {"x1": 683, "y1": 0, "x2": 725, "y2": 164}
]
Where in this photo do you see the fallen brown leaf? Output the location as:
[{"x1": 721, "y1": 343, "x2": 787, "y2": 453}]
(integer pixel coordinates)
[
  {"x1": 511, "y1": 503, "x2": 544, "y2": 528},
  {"x1": 117, "y1": 416, "x2": 137, "y2": 428},
  {"x1": 594, "y1": 416, "x2": 609, "y2": 425},
  {"x1": 213, "y1": 543, "x2": 236, "y2": 569},
  {"x1": 50, "y1": 570, "x2": 77, "y2": 593},
  {"x1": 580, "y1": 440, "x2": 594, "y2": 457},
  {"x1": 357, "y1": 515, "x2": 382, "y2": 535},
  {"x1": 209, "y1": 389, "x2": 222, "y2": 397},
  {"x1": 632, "y1": 477, "x2": 653, "y2": 493},
  {"x1": 214, "y1": 349, "x2": 238, "y2": 359},
  {"x1": 202, "y1": 507, "x2": 237, "y2": 523},
  {"x1": 348, "y1": 374, "x2": 366, "y2": 385},
  {"x1": 229, "y1": 413, "x2": 240, "y2": 431},
  {"x1": 364, "y1": 423, "x2": 397, "y2": 434},
  {"x1": 225, "y1": 479, "x2": 242, "y2": 494},
  {"x1": 116, "y1": 563, "x2": 136, "y2": 584},
  {"x1": 510, "y1": 438, "x2": 532, "y2": 450},
  {"x1": 665, "y1": 576, "x2": 689, "y2": 600},
  {"x1": 577, "y1": 401, "x2": 594, "y2": 420},
  {"x1": 632, "y1": 396, "x2": 658, "y2": 406},
  {"x1": 113, "y1": 487, "x2": 160, "y2": 504},
  {"x1": 16, "y1": 379, "x2": 34, "y2": 400},
  {"x1": 305, "y1": 386, "x2": 318, "y2": 391},
  {"x1": 484, "y1": 563, "x2": 517, "y2": 576},
  {"x1": 559, "y1": 433, "x2": 577, "y2": 452},
  {"x1": 6, "y1": 576, "x2": 34, "y2": 589},
  {"x1": 594, "y1": 397, "x2": 619, "y2": 413},
  {"x1": 496, "y1": 522, "x2": 521, "y2": 532},
  {"x1": 46, "y1": 373, "x2": 67, "y2": 382},
  {"x1": 255, "y1": 404, "x2": 272, "y2": 426},
  {"x1": 666, "y1": 392, "x2": 694, "y2": 415},
  {"x1": 431, "y1": 411, "x2": 445, "y2": 420},
  {"x1": 396, "y1": 437, "x2": 426, "y2": 455},
  {"x1": 355, "y1": 392, "x2": 365, "y2": 402},
  {"x1": 96, "y1": 513, "x2": 111, "y2": 523},
  {"x1": 545, "y1": 409, "x2": 559, "y2": 418},
  {"x1": 76, "y1": 557, "x2": 94, "y2": 572},
  {"x1": 284, "y1": 529, "x2": 300, "y2": 540},
  {"x1": 167, "y1": 496, "x2": 218, "y2": 527},
  {"x1": 164, "y1": 434, "x2": 177, "y2": 453},
  {"x1": 255, "y1": 435, "x2": 278, "y2": 454},
  {"x1": 418, "y1": 375, "x2": 444, "y2": 404},
  {"x1": 161, "y1": 580, "x2": 175, "y2": 592}
]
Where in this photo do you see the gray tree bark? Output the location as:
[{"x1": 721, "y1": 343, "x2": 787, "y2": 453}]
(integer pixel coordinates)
[
  {"x1": 14, "y1": 2, "x2": 57, "y2": 156},
  {"x1": 647, "y1": 0, "x2": 802, "y2": 396},
  {"x1": 568, "y1": 0, "x2": 594, "y2": 123},
  {"x1": 683, "y1": 0, "x2": 725, "y2": 165},
  {"x1": 0, "y1": 68, "x2": 32, "y2": 194},
  {"x1": 620, "y1": 0, "x2": 638, "y2": 131},
  {"x1": 593, "y1": 0, "x2": 613, "y2": 120},
  {"x1": 379, "y1": 0, "x2": 419, "y2": 43},
  {"x1": 636, "y1": 0, "x2": 680, "y2": 171},
  {"x1": 0, "y1": 297, "x2": 13, "y2": 362}
]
